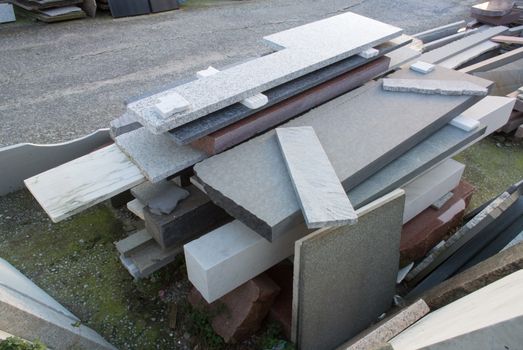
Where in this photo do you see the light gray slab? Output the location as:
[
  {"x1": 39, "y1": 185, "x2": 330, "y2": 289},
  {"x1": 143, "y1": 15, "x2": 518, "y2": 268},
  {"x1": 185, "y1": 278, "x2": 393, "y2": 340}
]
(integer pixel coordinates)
[
  {"x1": 276, "y1": 127, "x2": 357, "y2": 229},
  {"x1": 419, "y1": 26, "x2": 508, "y2": 64},
  {"x1": 115, "y1": 229, "x2": 153, "y2": 257},
  {"x1": 292, "y1": 190, "x2": 405, "y2": 350},
  {"x1": 0, "y1": 128, "x2": 110, "y2": 196},
  {"x1": 438, "y1": 40, "x2": 500, "y2": 69},
  {"x1": 195, "y1": 66, "x2": 491, "y2": 241},
  {"x1": 382, "y1": 78, "x2": 488, "y2": 96},
  {"x1": 460, "y1": 46, "x2": 523, "y2": 74},
  {"x1": 0, "y1": 4, "x2": 15, "y2": 23},
  {"x1": 412, "y1": 20, "x2": 466, "y2": 43},
  {"x1": 131, "y1": 180, "x2": 189, "y2": 215},
  {"x1": 114, "y1": 127, "x2": 206, "y2": 183},
  {"x1": 422, "y1": 29, "x2": 478, "y2": 53},
  {"x1": 390, "y1": 271, "x2": 523, "y2": 350},
  {"x1": 127, "y1": 12, "x2": 403, "y2": 134}
]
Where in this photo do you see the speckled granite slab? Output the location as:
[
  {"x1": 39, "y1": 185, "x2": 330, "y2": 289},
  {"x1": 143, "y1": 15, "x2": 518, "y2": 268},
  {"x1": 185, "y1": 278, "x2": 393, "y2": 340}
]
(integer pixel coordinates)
[
  {"x1": 276, "y1": 127, "x2": 357, "y2": 229},
  {"x1": 194, "y1": 66, "x2": 492, "y2": 241},
  {"x1": 127, "y1": 12, "x2": 402, "y2": 134},
  {"x1": 292, "y1": 190, "x2": 405, "y2": 350},
  {"x1": 169, "y1": 36, "x2": 410, "y2": 145}
]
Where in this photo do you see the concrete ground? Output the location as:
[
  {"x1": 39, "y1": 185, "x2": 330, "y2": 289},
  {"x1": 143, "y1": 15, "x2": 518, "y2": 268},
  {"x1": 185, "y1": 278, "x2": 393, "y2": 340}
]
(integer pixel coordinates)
[
  {"x1": 0, "y1": 0, "x2": 477, "y2": 146},
  {"x1": 2, "y1": 1, "x2": 523, "y2": 350}
]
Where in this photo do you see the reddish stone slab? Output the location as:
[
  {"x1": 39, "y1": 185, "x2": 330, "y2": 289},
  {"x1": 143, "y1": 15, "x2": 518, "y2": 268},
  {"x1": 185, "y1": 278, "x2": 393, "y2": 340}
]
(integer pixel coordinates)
[
  {"x1": 188, "y1": 274, "x2": 280, "y2": 343},
  {"x1": 266, "y1": 260, "x2": 294, "y2": 340},
  {"x1": 191, "y1": 56, "x2": 390, "y2": 155},
  {"x1": 400, "y1": 180, "x2": 475, "y2": 265}
]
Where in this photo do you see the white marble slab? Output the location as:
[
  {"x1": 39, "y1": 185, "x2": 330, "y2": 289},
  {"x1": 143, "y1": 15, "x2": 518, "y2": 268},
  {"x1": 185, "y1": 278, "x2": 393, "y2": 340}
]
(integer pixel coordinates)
[
  {"x1": 24, "y1": 144, "x2": 145, "y2": 223},
  {"x1": 127, "y1": 12, "x2": 402, "y2": 134},
  {"x1": 276, "y1": 127, "x2": 357, "y2": 229}
]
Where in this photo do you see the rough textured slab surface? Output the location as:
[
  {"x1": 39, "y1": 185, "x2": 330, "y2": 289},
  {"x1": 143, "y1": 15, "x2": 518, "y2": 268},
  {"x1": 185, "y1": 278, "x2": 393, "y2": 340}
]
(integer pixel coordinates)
[
  {"x1": 276, "y1": 127, "x2": 357, "y2": 228},
  {"x1": 24, "y1": 144, "x2": 144, "y2": 223},
  {"x1": 382, "y1": 78, "x2": 488, "y2": 96},
  {"x1": 131, "y1": 180, "x2": 189, "y2": 215},
  {"x1": 194, "y1": 67, "x2": 491, "y2": 241},
  {"x1": 402, "y1": 159, "x2": 464, "y2": 223},
  {"x1": 0, "y1": 128, "x2": 110, "y2": 196},
  {"x1": 419, "y1": 26, "x2": 508, "y2": 64},
  {"x1": 338, "y1": 300, "x2": 430, "y2": 350},
  {"x1": 124, "y1": 240, "x2": 181, "y2": 278},
  {"x1": 115, "y1": 127, "x2": 206, "y2": 183},
  {"x1": 292, "y1": 190, "x2": 405, "y2": 350},
  {"x1": 128, "y1": 12, "x2": 402, "y2": 134},
  {"x1": 421, "y1": 241, "x2": 523, "y2": 311},
  {"x1": 438, "y1": 40, "x2": 500, "y2": 69},
  {"x1": 191, "y1": 57, "x2": 390, "y2": 155},
  {"x1": 390, "y1": 271, "x2": 523, "y2": 350}
]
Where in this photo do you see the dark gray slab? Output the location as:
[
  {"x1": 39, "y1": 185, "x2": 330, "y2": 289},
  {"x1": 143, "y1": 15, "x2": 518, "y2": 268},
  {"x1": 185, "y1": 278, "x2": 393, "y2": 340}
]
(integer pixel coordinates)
[
  {"x1": 194, "y1": 66, "x2": 492, "y2": 241},
  {"x1": 108, "y1": 0, "x2": 150, "y2": 18},
  {"x1": 348, "y1": 125, "x2": 486, "y2": 209},
  {"x1": 149, "y1": 0, "x2": 178, "y2": 13},
  {"x1": 168, "y1": 37, "x2": 411, "y2": 145},
  {"x1": 292, "y1": 190, "x2": 405, "y2": 350},
  {"x1": 143, "y1": 186, "x2": 230, "y2": 250}
]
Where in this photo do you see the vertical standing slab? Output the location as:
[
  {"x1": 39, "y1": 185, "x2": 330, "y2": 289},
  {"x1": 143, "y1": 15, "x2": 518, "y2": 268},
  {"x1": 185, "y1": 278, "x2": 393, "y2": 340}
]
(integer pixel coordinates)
[
  {"x1": 276, "y1": 127, "x2": 357, "y2": 228},
  {"x1": 292, "y1": 189, "x2": 405, "y2": 350}
]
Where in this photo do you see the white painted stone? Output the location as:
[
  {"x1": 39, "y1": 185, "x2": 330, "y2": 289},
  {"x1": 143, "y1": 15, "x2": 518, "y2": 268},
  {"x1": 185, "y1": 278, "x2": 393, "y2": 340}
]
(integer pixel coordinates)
[
  {"x1": 438, "y1": 40, "x2": 500, "y2": 69},
  {"x1": 184, "y1": 190, "x2": 402, "y2": 303},
  {"x1": 128, "y1": 12, "x2": 403, "y2": 134},
  {"x1": 449, "y1": 115, "x2": 481, "y2": 132},
  {"x1": 196, "y1": 66, "x2": 220, "y2": 78},
  {"x1": 459, "y1": 95, "x2": 515, "y2": 135},
  {"x1": 358, "y1": 47, "x2": 379, "y2": 59},
  {"x1": 382, "y1": 78, "x2": 488, "y2": 96},
  {"x1": 276, "y1": 127, "x2": 357, "y2": 229},
  {"x1": 390, "y1": 270, "x2": 523, "y2": 350},
  {"x1": 154, "y1": 92, "x2": 191, "y2": 118},
  {"x1": 409, "y1": 61, "x2": 435, "y2": 74},
  {"x1": 24, "y1": 144, "x2": 145, "y2": 223},
  {"x1": 402, "y1": 159, "x2": 464, "y2": 223}
]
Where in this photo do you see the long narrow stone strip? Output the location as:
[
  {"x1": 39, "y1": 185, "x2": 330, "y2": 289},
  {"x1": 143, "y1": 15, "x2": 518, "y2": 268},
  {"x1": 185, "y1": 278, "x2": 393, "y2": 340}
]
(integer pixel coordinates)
[
  {"x1": 419, "y1": 26, "x2": 507, "y2": 64},
  {"x1": 127, "y1": 12, "x2": 402, "y2": 134},
  {"x1": 438, "y1": 40, "x2": 500, "y2": 69},
  {"x1": 459, "y1": 46, "x2": 523, "y2": 74},
  {"x1": 276, "y1": 126, "x2": 357, "y2": 229},
  {"x1": 382, "y1": 78, "x2": 488, "y2": 96}
]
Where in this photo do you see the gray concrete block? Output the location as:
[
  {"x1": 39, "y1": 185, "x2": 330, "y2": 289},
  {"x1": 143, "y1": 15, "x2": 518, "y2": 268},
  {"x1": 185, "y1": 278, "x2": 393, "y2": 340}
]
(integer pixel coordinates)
[
  {"x1": 292, "y1": 190, "x2": 405, "y2": 350},
  {"x1": 194, "y1": 66, "x2": 491, "y2": 241},
  {"x1": 382, "y1": 78, "x2": 488, "y2": 96},
  {"x1": 127, "y1": 12, "x2": 402, "y2": 134},
  {"x1": 276, "y1": 126, "x2": 357, "y2": 229}
]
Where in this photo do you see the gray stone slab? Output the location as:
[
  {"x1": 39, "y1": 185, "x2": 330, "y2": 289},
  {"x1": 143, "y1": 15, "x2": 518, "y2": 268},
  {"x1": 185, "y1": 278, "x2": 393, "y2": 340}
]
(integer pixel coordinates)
[
  {"x1": 382, "y1": 78, "x2": 488, "y2": 96},
  {"x1": 431, "y1": 191, "x2": 454, "y2": 210},
  {"x1": 422, "y1": 29, "x2": 479, "y2": 53},
  {"x1": 348, "y1": 125, "x2": 485, "y2": 209},
  {"x1": 169, "y1": 36, "x2": 412, "y2": 145},
  {"x1": 115, "y1": 127, "x2": 206, "y2": 183},
  {"x1": 292, "y1": 190, "x2": 405, "y2": 350},
  {"x1": 412, "y1": 20, "x2": 466, "y2": 43},
  {"x1": 127, "y1": 12, "x2": 403, "y2": 134},
  {"x1": 338, "y1": 300, "x2": 430, "y2": 350},
  {"x1": 109, "y1": 112, "x2": 141, "y2": 138},
  {"x1": 419, "y1": 26, "x2": 508, "y2": 64},
  {"x1": 115, "y1": 229, "x2": 153, "y2": 258},
  {"x1": 194, "y1": 66, "x2": 492, "y2": 241},
  {"x1": 471, "y1": 1, "x2": 515, "y2": 17},
  {"x1": 276, "y1": 126, "x2": 357, "y2": 229},
  {"x1": 438, "y1": 40, "x2": 500, "y2": 69},
  {"x1": 131, "y1": 180, "x2": 189, "y2": 215}
]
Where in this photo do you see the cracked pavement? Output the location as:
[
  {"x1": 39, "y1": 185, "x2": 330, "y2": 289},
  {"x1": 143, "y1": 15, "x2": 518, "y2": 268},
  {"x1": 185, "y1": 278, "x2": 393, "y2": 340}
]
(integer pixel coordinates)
[{"x1": 0, "y1": 0, "x2": 476, "y2": 146}]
